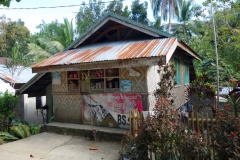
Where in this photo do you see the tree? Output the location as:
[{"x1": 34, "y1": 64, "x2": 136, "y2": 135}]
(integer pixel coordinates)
[
  {"x1": 47, "y1": 18, "x2": 75, "y2": 48},
  {"x1": 104, "y1": 0, "x2": 130, "y2": 17},
  {"x1": 189, "y1": 0, "x2": 240, "y2": 84},
  {"x1": 35, "y1": 18, "x2": 75, "y2": 48},
  {"x1": 150, "y1": 0, "x2": 182, "y2": 33},
  {"x1": 26, "y1": 37, "x2": 64, "y2": 63},
  {"x1": 4, "y1": 46, "x2": 31, "y2": 88},
  {"x1": 76, "y1": 0, "x2": 105, "y2": 34},
  {"x1": 0, "y1": 0, "x2": 20, "y2": 7},
  {"x1": 172, "y1": 0, "x2": 201, "y2": 42},
  {"x1": 130, "y1": 0, "x2": 149, "y2": 25},
  {"x1": 0, "y1": 15, "x2": 30, "y2": 57}
]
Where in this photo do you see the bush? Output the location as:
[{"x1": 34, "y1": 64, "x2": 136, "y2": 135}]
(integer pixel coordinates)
[
  {"x1": 211, "y1": 105, "x2": 240, "y2": 159},
  {"x1": 0, "y1": 91, "x2": 19, "y2": 131}
]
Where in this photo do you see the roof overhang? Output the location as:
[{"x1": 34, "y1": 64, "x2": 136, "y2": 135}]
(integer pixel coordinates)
[
  {"x1": 16, "y1": 72, "x2": 51, "y2": 97},
  {"x1": 32, "y1": 38, "x2": 201, "y2": 73}
]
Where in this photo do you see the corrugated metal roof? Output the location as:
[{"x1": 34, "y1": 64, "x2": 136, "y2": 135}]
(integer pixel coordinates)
[
  {"x1": 0, "y1": 65, "x2": 36, "y2": 83},
  {"x1": 32, "y1": 38, "x2": 178, "y2": 68}
]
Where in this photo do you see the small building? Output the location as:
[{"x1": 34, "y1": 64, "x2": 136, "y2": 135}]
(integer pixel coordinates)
[
  {"x1": 19, "y1": 13, "x2": 201, "y2": 129},
  {"x1": 0, "y1": 61, "x2": 45, "y2": 125}
]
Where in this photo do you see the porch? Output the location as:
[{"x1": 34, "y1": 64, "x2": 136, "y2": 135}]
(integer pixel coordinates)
[{"x1": 46, "y1": 122, "x2": 127, "y2": 142}]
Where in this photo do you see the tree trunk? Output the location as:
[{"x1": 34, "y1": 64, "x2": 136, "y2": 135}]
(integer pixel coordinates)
[{"x1": 168, "y1": 2, "x2": 172, "y2": 33}]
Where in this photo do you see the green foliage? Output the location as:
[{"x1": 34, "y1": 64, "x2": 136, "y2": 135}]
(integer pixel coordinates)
[
  {"x1": 22, "y1": 125, "x2": 31, "y2": 137},
  {"x1": 154, "y1": 58, "x2": 175, "y2": 99},
  {"x1": 130, "y1": 0, "x2": 149, "y2": 25},
  {"x1": 181, "y1": 131, "x2": 210, "y2": 159},
  {"x1": 228, "y1": 79, "x2": 240, "y2": 116},
  {"x1": 150, "y1": 0, "x2": 181, "y2": 32},
  {"x1": 10, "y1": 122, "x2": 26, "y2": 138},
  {"x1": 10, "y1": 122, "x2": 42, "y2": 139},
  {"x1": 188, "y1": 72, "x2": 216, "y2": 112},
  {"x1": 26, "y1": 37, "x2": 64, "y2": 63},
  {"x1": 189, "y1": 0, "x2": 240, "y2": 84},
  {"x1": 104, "y1": 0, "x2": 130, "y2": 17},
  {"x1": 0, "y1": 15, "x2": 30, "y2": 57},
  {"x1": 76, "y1": 0, "x2": 105, "y2": 34},
  {"x1": 0, "y1": 0, "x2": 20, "y2": 7},
  {"x1": 0, "y1": 132, "x2": 18, "y2": 141},
  {"x1": 121, "y1": 58, "x2": 209, "y2": 159},
  {"x1": 4, "y1": 46, "x2": 31, "y2": 87},
  {"x1": 0, "y1": 91, "x2": 19, "y2": 119},
  {"x1": 29, "y1": 122, "x2": 41, "y2": 135}
]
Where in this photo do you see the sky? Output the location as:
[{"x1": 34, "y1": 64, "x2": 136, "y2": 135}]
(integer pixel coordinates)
[
  {"x1": 0, "y1": 0, "x2": 204, "y2": 34},
  {"x1": 0, "y1": 0, "x2": 151, "y2": 34}
]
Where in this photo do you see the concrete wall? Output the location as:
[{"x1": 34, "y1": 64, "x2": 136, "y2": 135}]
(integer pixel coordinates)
[
  {"x1": 23, "y1": 94, "x2": 46, "y2": 125},
  {"x1": 146, "y1": 65, "x2": 160, "y2": 111}
]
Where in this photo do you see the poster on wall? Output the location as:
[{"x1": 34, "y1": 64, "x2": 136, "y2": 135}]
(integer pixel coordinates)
[
  {"x1": 120, "y1": 80, "x2": 132, "y2": 92},
  {"x1": 82, "y1": 93, "x2": 141, "y2": 129},
  {"x1": 52, "y1": 71, "x2": 61, "y2": 84}
]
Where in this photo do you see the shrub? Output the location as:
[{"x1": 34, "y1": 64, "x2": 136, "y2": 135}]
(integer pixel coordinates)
[
  {"x1": 211, "y1": 105, "x2": 240, "y2": 159},
  {"x1": 0, "y1": 91, "x2": 19, "y2": 131}
]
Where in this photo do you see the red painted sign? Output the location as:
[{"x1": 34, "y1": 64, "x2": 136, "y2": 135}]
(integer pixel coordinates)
[{"x1": 82, "y1": 93, "x2": 141, "y2": 129}]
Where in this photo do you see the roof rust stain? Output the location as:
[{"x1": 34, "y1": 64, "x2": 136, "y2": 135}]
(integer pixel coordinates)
[
  {"x1": 162, "y1": 38, "x2": 177, "y2": 56},
  {"x1": 143, "y1": 40, "x2": 162, "y2": 57},
  {"x1": 74, "y1": 46, "x2": 113, "y2": 63},
  {"x1": 32, "y1": 38, "x2": 182, "y2": 68},
  {"x1": 0, "y1": 72, "x2": 18, "y2": 83},
  {"x1": 118, "y1": 41, "x2": 151, "y2": 59}
]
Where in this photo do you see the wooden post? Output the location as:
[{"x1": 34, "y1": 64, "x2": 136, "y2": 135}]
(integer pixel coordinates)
[
  {"x1": 133, "y1": 110, "x2": 136, "y2": 137},
  {"x1": 206, "y1": 113, "x2": 210, "y2": 145},
  {"x1": 196, "y1": 113, "x2": 199, "y2": 133},
  {"x1": 191, "y1": 111, "x2": 195, "y2": 132},
  {"x1": 201, "y1": 112, "x2": 205, "y2": 142},
  {"x1": 129, "y1": 110, "x2": 132, "y2": 136}
]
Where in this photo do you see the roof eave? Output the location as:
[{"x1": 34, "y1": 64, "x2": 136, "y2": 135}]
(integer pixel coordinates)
[
  {"x1": 16, "y1": 72, "x2": 46, "y2": 95},
  {"x1": 177, "y1": 41, "x2": 202, "y2": 61}
]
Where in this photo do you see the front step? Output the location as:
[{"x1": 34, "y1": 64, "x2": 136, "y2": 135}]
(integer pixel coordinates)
[{"x1": 46, "y1": 122, "x2": 127, "y2": 142}]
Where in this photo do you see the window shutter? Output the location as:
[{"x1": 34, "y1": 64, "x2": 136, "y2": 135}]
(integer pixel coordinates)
[{"x1": 184, "y1": 61, "x2": 189, "y2": 84}]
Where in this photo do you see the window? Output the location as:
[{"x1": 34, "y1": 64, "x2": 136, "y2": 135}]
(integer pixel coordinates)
[
  {"x1": 174, "y1": 57, "x2": 181, "y2": 86},
  {"x1": 184, "y1": 61, "x2": 189, "y2": 84},
  {"x1": 78, "y1": 69, "x2": 120, "y2": 92}
]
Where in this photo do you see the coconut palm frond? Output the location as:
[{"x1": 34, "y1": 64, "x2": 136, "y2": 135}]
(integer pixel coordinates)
[
  {"x1": 26, "y1": 49, "x2": 51, "y2": 57},
  {"x1": 45, "y1": 41, "x2": 64, "y2": 55},
  {"x1": 27, "y1": 43, "x2": 42, "y2": 51}
]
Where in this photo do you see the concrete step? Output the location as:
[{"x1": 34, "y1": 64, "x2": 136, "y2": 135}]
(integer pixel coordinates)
[{"x1": 46, "y1": 122, "x2": 128, "y2": 142}]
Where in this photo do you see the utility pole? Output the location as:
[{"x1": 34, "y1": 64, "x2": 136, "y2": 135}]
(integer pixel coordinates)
[{"x1": 211, "y1": 0, "x2": 220, "y2": 109}]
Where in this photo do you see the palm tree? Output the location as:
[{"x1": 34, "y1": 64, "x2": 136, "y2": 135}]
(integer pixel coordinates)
[
  {"x1": 171, "y1": 0, "x2": 200, "y2": 42},
  {"x1": 27, "y1": 18, "x2": 76, "y2": 63},
  {"x1": 26, "y1": 37, "x2": 64, "y2": 63},
  {"x1": 150, "y1": 0, "x2": 182, "y2": 33},
  {"x1": 48, "y1": 18, "x2": 75, "y2": 48}
]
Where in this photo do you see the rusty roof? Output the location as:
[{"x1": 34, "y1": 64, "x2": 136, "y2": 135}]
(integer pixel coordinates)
[
  {"x1": 33, "y1": 38, "x2": 197, "y2": 69},
  {"x1": 0, "y1": 65, "x2": 36, "y2": 84}
]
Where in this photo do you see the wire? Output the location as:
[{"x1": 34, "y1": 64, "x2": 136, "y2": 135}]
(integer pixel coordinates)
[{"x1": 0, "y1": 0, "x2": 124, "y2": 10}]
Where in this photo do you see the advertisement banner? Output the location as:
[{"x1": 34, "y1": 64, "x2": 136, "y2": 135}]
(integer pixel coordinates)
[{"x1": 82, "y1": 93, "x2": 141, "y2": 129}]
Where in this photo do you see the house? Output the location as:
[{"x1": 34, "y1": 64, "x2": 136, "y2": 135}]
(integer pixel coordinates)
[
  {"x1": 18, "y1": 13, "x2": 201, "y2": 129},
  {"x1": 0, "y1": 59, "x2": 45, "y2": 125}
]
